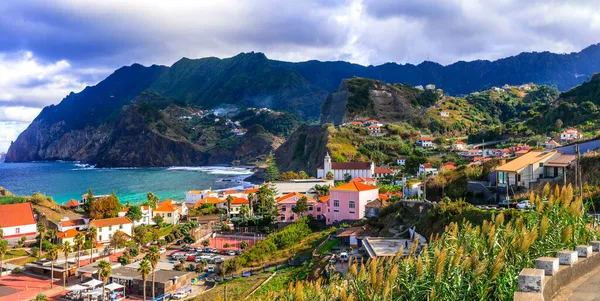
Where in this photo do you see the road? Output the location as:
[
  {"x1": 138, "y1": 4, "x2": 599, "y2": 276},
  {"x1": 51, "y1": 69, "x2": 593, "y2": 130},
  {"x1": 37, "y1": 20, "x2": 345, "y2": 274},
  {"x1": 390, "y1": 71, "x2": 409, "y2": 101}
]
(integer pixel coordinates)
[
  {"x1": 470, "y1": 139, "x2": 510, "y2": 149},
  {"x1": 552, "y1": 263, "x2": 600, "y2": 301}
]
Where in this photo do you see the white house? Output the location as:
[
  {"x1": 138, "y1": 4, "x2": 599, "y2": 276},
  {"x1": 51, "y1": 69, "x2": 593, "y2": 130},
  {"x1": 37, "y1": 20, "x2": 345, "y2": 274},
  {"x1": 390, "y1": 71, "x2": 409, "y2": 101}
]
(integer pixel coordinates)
[
  {"x1": 560, "y1": 127, "x2": 581, "y2": 142},
  {"x1": 425, "y1": 84, "x2": 436, "y2": 90},
  {"x1": 544, "y1": 140, "x2": 561, "y2": 149},
  {"x1": 452, "y1": 141, "x2": 467, "y2": 151},
  {"x1": 0, "y1": 203, "x2": 37, "y2": 239},
  {"x1": 366, "y1": 125, "x2": 381, "y2": 136},
  {"x1": 79, "y1": 194, "x2": 110, "y2": 207},
  {"x1": 317, "y1": 153, "x2": 375, "y2": 181},
  {"x1": 418, "y1": 137, "x2": 433, "y2": 148},
  {"x1": 439, "y1": 110, "x2": 449, "y2": 117},
  {"x1": 154, "y1": 200, "x2": 184, "y2": 225},
  {"x1": 89, "y1": 216, "x2": 134, "y2": 244},
  {"x1": 58, "y1": 217, "x2": 89, "y2": 232},
  {"x1": 396, "y1": 157, "x2": 406, "y2": 166},
  {"x1": 118, "y1": 206, "x2": 154, "y2": 226},
  {"x1": 185, "y1": 190, "x2": 219, "y2": 205},
  {"x1": 417, "y1": 163, "x2": 438, "y2": 176}
]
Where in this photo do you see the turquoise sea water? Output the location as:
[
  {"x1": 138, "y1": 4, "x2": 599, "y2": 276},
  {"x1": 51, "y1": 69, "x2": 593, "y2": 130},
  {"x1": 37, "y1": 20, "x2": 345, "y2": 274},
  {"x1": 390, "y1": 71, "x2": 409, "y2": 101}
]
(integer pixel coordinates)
[{"x1": 0, "y1": 162, "x2": 254, "y2": 204}]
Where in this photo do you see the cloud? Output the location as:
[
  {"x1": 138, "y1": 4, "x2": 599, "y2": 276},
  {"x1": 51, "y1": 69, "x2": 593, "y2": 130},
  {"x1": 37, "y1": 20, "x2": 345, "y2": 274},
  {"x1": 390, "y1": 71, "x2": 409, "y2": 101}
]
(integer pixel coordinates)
[
  {"x1": 0, "y1": 121, "x2": 30, "y2": 153},
  {"x1": 0, "y1": 106, "x2": 41, "y2": 122}
]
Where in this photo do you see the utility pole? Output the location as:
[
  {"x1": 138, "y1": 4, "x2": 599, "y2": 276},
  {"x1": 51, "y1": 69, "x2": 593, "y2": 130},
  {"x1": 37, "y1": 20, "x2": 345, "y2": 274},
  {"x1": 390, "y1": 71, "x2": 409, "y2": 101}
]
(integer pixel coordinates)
[
  {"x1": 577, "y1": 144, "x2": 583, "y2": 197},
  {"x1": 575, "y1": 144, "x2": 578, "y2": 191}
]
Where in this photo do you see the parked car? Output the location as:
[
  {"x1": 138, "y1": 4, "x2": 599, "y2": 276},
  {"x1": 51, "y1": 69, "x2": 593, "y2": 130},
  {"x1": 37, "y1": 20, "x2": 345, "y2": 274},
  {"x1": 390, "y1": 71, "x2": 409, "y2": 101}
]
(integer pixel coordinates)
[
  {"x1": 159, "y1": 248, "x2": 166, "y2": 254},
  {"x1": 219, "y1": 249, "x2": 228, "y2": 255},
  {"x1": 516, "y1": 200, "x2": 532, "y2": 210},
  {"x1": 196, "y1": 247, "x2": 204, "y2": 252},
  {"x1": 211, "y1": 248, "x2": 219, "y2": 253},
  {"x1": 235, "y1": 250, "x2": 243, "y2": 255},
  {"x1": 204, "y1": 248, "x2": 212, "y2": 253},
  {"x1": 227, "y1": 250, "x2": 236, "y2": 256},
  {"x1": 172, "y1": 292, "x2": 187, "y2": 300},
  {"x1": 339, "y1": 252, "x2": 349, "y2": 262},
  {"x1": 213, "y1": 257, "x2": 225, "y2": 263},
  {"x1": 207, "y1": 266, "x2": 215, "y2": 273},
  {"x1": 187, "y1": 255, "x2": 195, "y2": 261},
  {"x1": 498, "y1": 199, "x2": 517, "y2": 208}
]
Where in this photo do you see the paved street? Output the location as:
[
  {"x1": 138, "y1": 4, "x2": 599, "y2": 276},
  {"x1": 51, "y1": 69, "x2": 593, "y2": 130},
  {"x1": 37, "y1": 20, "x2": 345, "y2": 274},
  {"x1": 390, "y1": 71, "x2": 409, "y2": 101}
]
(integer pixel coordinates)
[{"x1": 553, "y1": 264, "x2": 600, "y2": 301}]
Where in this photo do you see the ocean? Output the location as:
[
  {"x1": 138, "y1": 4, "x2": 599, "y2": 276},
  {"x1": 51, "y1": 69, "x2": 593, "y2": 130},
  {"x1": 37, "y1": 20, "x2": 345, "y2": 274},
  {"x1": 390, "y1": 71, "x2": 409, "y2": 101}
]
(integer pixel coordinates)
[{"x1": 0, "y1": 162, "x2": 255, "y2": 205}]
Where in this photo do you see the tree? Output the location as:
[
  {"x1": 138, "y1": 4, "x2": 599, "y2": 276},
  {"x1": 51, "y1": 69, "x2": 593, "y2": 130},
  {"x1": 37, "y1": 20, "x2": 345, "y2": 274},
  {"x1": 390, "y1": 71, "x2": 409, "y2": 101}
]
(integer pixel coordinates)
[
  {"x1": 62, "y1": 241, "x2": 72, "y2": 288},
  {"x1": 126, "y1": 206, "x2": 143, "y2": 223},
  {"x1": 292, "y1": 197, "x2": 309, "y2": 217},
  {"x1": 90, "y1": 194, "x2": 123, "y2": 219},
  {"x1": 152, "y1": 215, "x2": 164, "y2": 226},
  {"x1": 240, "y1": 241, "x2": 248, "y2": 250},
  {"x1": 74, "y1": 234, "x2": 84, "y2": 269},
  {"x1": 48, "y1": 246, "x2": 58, "y2": 288},
  {"x1": 298, "y1": 171, "x2": 309, "y2": 179},
  {"x1": 87, "y1": 227, "x2": 97, "y2": 263},
  {"x1": 226, "y1": 195, "x2": 233, "y2": 217},
  {"x1": 145, "y1": 246, "x2": 161, "y2": 300},
  {"x1": 312, "y1": 184, "x2": 330, "y2": 197},
  {"x1": 405, "y1": 155, "x2": 424, "y2": 176},
  {"x1": 0, "y1": 240, "x2": 7, "y2": 279},
  {"x1": 37, "y1": 221, "x2": 46, "y2": 259},
  {"x1": 82, "y1": 188, "x2": 94, "y2": 213},
  {"x1": 255, "y1": 184, "x2": 277, "y2": 222},
  {"x1": 202, "y1": 239, "x2": 210, "y2": 247},
  {"x1": 138, "y1": 259, "x2": 151, "y2": 301},
  {"x1": 239, "y1": 205, "x2": 250, "y2": 222},
  {"x1": 326, "y1": 171, "x2": 334, "y2": 180},
  {"x1": 265, "y1": 154, "x2": 280, "y2": 181},
  {"x1": 146, "y1": 192, "x2": 159, "y2": 210},
  {"x1": 555, "y1": 119, "x2": 563, "y2": 131},
  {"x1": 109, "y1": 231, "x2": 129, "y2": 254},
  {"x1": 280, "y1": 171, "x2": 300, "y2": 180},
  {"x1": 98, "y1": 260, "x2": 112, "y2": 300},
  {"x1": 343, "y1": 173, "x2": 352, "y2": 182}
]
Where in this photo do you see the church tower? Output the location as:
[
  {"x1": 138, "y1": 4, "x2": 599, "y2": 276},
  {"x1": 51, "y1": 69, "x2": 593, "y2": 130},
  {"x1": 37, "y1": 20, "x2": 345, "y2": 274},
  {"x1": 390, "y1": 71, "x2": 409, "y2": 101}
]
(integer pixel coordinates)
[{"x1": 324, "y1": 152, "x2": 332, "y2": 174}]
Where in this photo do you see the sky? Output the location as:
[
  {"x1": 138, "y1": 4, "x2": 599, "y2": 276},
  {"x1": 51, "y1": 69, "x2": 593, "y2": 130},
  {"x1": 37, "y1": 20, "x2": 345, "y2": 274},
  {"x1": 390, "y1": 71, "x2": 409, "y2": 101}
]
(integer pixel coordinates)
[{"x1": 2, "y1": 0, "x2": 600, "y2": 152}]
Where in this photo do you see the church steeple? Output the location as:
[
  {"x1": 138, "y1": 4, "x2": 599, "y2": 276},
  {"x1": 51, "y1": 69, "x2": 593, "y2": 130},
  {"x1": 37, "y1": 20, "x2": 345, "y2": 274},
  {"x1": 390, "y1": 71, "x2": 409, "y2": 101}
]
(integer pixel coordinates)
[{"x1": 324, "y1": 152, "x2": 332, "y2": 174}]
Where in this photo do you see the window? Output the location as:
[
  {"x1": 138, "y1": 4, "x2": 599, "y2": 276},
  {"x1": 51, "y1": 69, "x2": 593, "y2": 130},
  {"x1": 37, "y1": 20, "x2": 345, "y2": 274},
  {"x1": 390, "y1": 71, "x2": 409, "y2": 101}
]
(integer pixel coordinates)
[
  {"x1": 109, "y1": 226, "x2": 112, "y2": 231},
  {"x1": 317, "y1": 207, "x2": 321, "y2": 212},
  {"x1": 334, "y1": 209, "x2": 339, "y2": 213},
  {"x1": 539, "y1": 163, "x2": 544, "y2": 167},
  {"x1": 119, "y1": 225, "x2": 123, "y2": 229},
  {"x1": 349, "y1": 201, "x2": 355, "y2": 209},
  {"x1": 334, "y1": 200, "x2": 339, "y2": 207},
  {"x1": 99, "y1": 227, "x2": 103, "y2": 232},
  {"x1": 290, "y1": 216, "x2": 294, "y2": 221},
  {"x1": 168, "y1": 213, "x2": 172, "y2": 217},
  {"x1": 109, "y1": 234, "x2": 112, "y2": 239},
  {"x1": 99, "y1": 235, "x2": 103, "y2": 241},
  {"x1": 308, "y1": 206, "x2": 313, "y2": 211},
  {"x1": 349, "y1": 211, "x2": 355, "y2": 214},
  {"x1": 281, "y1": 206, "x2": 286, "y2": 212},
  {"x1": 280, "y1": 215, "x2": 285, "y2": 221},
  {"x1": 15, "y1": 228, "x2": 20, "y2": 234}
]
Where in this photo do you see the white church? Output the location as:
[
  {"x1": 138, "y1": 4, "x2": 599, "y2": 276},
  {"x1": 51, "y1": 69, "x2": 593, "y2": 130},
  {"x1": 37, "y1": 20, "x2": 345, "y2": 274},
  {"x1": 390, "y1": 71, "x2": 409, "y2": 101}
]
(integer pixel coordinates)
[{"x1": 317, "y1": 152, "x2": 375, "y2": 181}]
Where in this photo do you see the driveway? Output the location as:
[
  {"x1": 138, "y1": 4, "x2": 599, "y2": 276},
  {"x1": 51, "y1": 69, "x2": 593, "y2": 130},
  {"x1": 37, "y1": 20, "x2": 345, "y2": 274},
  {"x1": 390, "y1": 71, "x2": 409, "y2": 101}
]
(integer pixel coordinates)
[{"x1": 552, "y1": 264, "x2": 600, "y2": 301}]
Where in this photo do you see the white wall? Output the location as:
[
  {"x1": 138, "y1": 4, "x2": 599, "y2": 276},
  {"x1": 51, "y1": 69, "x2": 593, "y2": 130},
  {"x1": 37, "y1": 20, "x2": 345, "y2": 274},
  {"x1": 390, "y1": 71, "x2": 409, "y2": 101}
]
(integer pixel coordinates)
[
  {"x1": 96, "y1": 223, "x2": 133, "y2": 243},
  {"x1": 3, "y1": 224, "x2": 36, "y2": 238}
]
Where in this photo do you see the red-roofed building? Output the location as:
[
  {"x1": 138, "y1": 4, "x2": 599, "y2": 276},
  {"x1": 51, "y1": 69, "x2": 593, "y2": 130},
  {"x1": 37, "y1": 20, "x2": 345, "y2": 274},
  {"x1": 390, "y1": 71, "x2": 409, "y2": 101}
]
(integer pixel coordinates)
[
  {"x1": 317, "y1": 152, "x2": 375, "y2": 181},
  {"x1": 64, "y1": 199, "x2": 79, "y2": 208},
  {"x1": 326, "y1": 182, "x2": 379, "y2": 225},
  {"x1": 89, "y1": 216, "x2": 134, "y2": 244},
  {"x1": 452, "y1": 141, "x2": 467, "y2": 151},
  {"x1": 418, "y1": 163, "x2": 438, "y2": 176},
  {"x1": 276, "y1": 193, "x2": 325, "y2": 223},
  {"x1": 58, "y1": 217, "x2": 89, "y2": 232},
  {"x1": 224, "y1": 197, "x2": 251, "y2": 218},
  {"x1": 118, "y1": 205, "x2": 154, "y2": 226},
  {"x1": 350, "y1": 177, "x2": 377, "y2": 185},
  {"x1": 0, "y1": 203, "x2": 37, "y2": 239},
  {"x1": 57, "y1": 229, "x2": 83, "y2": 245},
  {"x1": 418, "y1": 136, "x2": 433, "y2": 148},
  {"x1": 349, "y1": 121, "x2": 363, "y2": 126},
  {"x1": 373, "y1": 167, "x2": 394, "y2": 179},
  {"x1": 441, "y1": 162, "x2": 456, "y2": 170},
  {"x1": 366, "y1": 125, "x2": 381, "y2": 135},
  {"x1": 439, "y1": 110, "x2": 449, "y2": 117}
]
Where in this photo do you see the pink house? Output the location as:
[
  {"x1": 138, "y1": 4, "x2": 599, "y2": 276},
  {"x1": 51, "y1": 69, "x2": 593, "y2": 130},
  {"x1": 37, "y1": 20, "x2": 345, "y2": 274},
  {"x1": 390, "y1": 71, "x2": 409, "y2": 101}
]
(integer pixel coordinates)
[
  {"x1": 326, "y1": 182, "x2": 379, "y2": 225},
  {"x1": 276, "y1": 192, "x2": 327, "y2": 223}
]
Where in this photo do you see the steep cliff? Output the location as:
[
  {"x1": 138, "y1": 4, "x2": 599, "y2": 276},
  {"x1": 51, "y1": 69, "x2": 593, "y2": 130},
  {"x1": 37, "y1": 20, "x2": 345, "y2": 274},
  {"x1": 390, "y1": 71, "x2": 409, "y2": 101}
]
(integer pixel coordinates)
[
  {"x1": 274, "y1": 124, "x2": 332, "y2": 175},
  {"x1": 320, "y1": 78, "x2": 437, "y2": 125}
]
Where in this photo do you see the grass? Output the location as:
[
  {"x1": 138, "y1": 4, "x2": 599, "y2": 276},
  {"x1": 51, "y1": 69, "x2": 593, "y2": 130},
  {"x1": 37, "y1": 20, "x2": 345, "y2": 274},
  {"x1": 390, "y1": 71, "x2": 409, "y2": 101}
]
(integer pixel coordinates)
[
  {"x1": 7, "y1": 256, "x2": 37, "y2": 266},
  {"x1": 252, "y1": 265, "x2": 313, "y2": 298},
  {"x1": 157, "y1": 224, "x2": 174, "y2": 237},
  {"x1": 316, "y1": 238, "x2": 340, "y2": 255},
  {"x1": 0, "y1": 196, "x2": 27, "y2": 204},
  {"x1": 195, "y1": 271, "x2": 272, "y2": 301},
  {"x1": 5, "y1": 249, "x2": 29, "y2": 259}
]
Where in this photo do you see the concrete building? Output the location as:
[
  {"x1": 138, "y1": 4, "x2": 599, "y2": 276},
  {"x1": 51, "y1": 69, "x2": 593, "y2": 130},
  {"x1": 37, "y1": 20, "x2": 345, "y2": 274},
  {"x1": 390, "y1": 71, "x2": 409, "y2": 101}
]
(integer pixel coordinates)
[
  {"x1": 154, "y1": 200, "x2": 187, "y2": 225},
  {"x1": 118, "y1": 206, "x2": 154, "y2": 226},
  {"x1": 276, "y1": 192, "x2": 326, "y2": 223},
  {"x1": 185, "y1": 190, "x2": 218, "y2": 205},
  {"x1": 495, "y1": 150, "x2": 559, "y2": 189},
  {"x1": 418, "y1": 163, "x2": 438, "y2": 176},
  {"x1": 58, "y1": 217, "x2": 89, "y2": 232},
  {"x1": 0, "y1": 203, "x2": 37, "y2": 239},
  {"x1": 269, "y1": 179, "x2": 334, "y2": 198},
  {"x1": 452, "y1": 141, "x2": 467, "y2": 151},
  {"x1": 316, "y1": 152, "x2": 375, "y2": 181},
  {"x1": 326, "y1": 182, "x2": 379, "y2": 225},
  {"x1": 417, "y1": 136, "x2": 433, "y2": 148},
  {"x1": 90, "y1": 217, "x2": 134, "y2": 244},
  {"x1": 363, "y1": 237, "x2": 425, "y2": 258},
  {"x1": 57, "y1": 228, "x2": 84, "y2": 245},
  {"x1": 560, "y1": 127, "x2": 582, "y2": 142}
]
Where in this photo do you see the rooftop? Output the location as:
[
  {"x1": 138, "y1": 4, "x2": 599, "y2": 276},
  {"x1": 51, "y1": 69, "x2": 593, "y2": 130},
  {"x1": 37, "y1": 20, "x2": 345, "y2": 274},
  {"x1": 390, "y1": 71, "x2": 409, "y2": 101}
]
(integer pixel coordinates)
[
  {"x1": 363, "y1": 237, "x2": 416, "y2": 258},
  {"x1": 331, "y1": 182, "x2": 378, "y2": 192},
  {"x1": 276, "y1": 192, "x2": 315, "y2": 203},
  {"x1": 60, "y1": 218, "x2": 87, "y2": 227},
  {"x1": 495, "y1": 150, "x2": 557, "y2": 172},
  {"x1": 329, "y1": 162, "x2": 372, "y2": 170},
  {"x1": 90, "y1": 216, "x2": 133, "y2": 228},
  {"x1": 544, "y1": 154, "x2": 577, "y2": 167},
  {"x1": 0, "y1": 203, "x2": 36, "y2": 228}
]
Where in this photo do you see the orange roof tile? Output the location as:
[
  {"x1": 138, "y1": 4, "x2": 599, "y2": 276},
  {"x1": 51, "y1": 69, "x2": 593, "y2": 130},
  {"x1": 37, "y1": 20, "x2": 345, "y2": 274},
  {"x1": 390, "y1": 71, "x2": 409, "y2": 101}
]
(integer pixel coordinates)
[
  {"x1": 422, "y1": 163, "x2": 433, "y2": 168},
  {"x1": 331, "y1": 182, "x2": 378, "y2": 192},
  {"x1": 318, "y1": 195, "x2": 330, "y2": 203},
  {"x1": 90, "y1": 216, "x2": 132, "y2": 228},
  {"x1": 378, "y1": 194, "x2": 389, "y2": 201},
  {"x1": 421, "y1": 137, "x2": 433, "y2": 141},
  {"x1": 224, "y1": 190, "x2": 239, "y2": 194},
  {"x1": 60, "y1": 219, "x2": 86, "y2": 227},
  {"x1": 154, "y1": 202, "x2": 178, "y2": 212},
  {"x1": 229, "y1": 197, "x2": 249, "y2": 205},
  {"x1": 454, "y1": 141, "x2": 466, "y2": 145},
  {"x1": 0, "y1": 203, "x2": 35, "y2": 228},
  {"x1": 195, "y1": 197, "x2": 224, "y2": 207},
  {"x1": 350, "y1": 177, "x2": 375, "y2": 182},
  {"x1": 374, "y1": 167, "x2": 393, "y2": 174},
  {"x1": 64, "y1": 199, "x2": 79, "y2": 207},
  {"x1": 276, "y1": 192, "x2": 315, "y2": 203},
  {"x1": 243, "y1": 188, "x2": 259, "y2": 194},
  {"x1": 58, "y1": 229, "x2": 82, "y2": 239}
]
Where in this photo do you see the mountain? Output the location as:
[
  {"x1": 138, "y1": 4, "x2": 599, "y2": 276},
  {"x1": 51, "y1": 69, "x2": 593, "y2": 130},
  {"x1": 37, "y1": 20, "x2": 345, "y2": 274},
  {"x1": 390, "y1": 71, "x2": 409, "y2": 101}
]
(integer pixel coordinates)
[
  {"x1": 0, "y1": 152, "x2": 5, "y2": 163},
  {"x1": 8, "y1": 44, "x2": 600, "y2": 166}
]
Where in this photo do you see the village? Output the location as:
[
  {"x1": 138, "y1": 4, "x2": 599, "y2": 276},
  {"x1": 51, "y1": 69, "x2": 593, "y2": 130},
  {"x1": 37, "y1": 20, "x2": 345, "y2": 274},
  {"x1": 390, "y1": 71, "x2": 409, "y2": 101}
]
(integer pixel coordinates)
[{"x1": 0, "y1": 118, "x2": 593, "y2": 301}]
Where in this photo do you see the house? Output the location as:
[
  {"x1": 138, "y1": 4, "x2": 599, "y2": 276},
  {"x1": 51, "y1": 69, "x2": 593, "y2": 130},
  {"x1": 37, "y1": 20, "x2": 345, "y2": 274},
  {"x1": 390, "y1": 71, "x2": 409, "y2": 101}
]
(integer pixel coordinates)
[
  {"x1": 495, "y1": 150, "x2": 558, "y2": 189},
  {"x1": 452, "y1": 141, "x2": 467, "y2": 151},
  {"x1": 185, "y1": 190, "x2": 218, "y2": 205},
  {"x1": 418, "y1": 163, "x2": 438, "y2": 176},
  {"x1": 227, "y1": 197, "x2": 250, "y2": 217},
  {"x1": 58, "y1": 217, "x2": 89, "y2": 232},
  {"x1": 154, "y1": 201, "x2": 182, "y2": 225},
  {"x1": 544, "y1": 140, "x2": 561, "y2": 149},
  {"x1": 441, "y1": 162, "x2": 456, "y2": 170},
  {"x1": 350, "y1": 177, "x2": 377, "y2": 186},
  {"x1": 57, "y1": 229, "x2": 83, "y2": 245},
  {"x1": 194, "y1": 197, "x2": 225, "y2": 208},
  {"x1": 276, "y1": 192, "x2": 326, "y2": 223},
  {"x1": 326, "y1": 182, "x2": 379, "y2": 225},
  {"x1": 439, "y1": 110, "x2": 449, "y2": 117},
  {"x1": 270, "y1": 179, "x2": 334, "y2": 198},
  {"x1": 364, "y1": 199, "x2": 386, "y2": 218},
  {"x1": 221, "y1": 189, "x2": 247, "y2": 199},
  {"x1": 64, "y1": 199, "x2": 79, "y2": 209},
  {"x1": 366, "y1": 125, "x2": 381, "y2": 135},
  {"x1": 336, "y1": 225, "x2": 376, "y2": 248},
  {"x1": 373, "y1": 167, "x2": 394, "y2": 179},
  {"x1": 397, "y1": 157, "x2": 406, "y2": 166},
  {"x1": 364, "y1": 119, "x2": 379, "y2": 126},
  {"x1": 514, "y1": 149, "x2": 529, "y2": 157},
  {"x1": 316, "y1": 152, "x2": 375, "y2": 181},
  {"x1": 425, "y1": 84, "x2": 436, "y2": 90},
  {"x1": 110, "y1": 265, "x2": 195, "y2": 297},
  {"x1": 118, "y1": 206, "x2": 154, "y2": 226},
  {"x1": 89, "y1": 217, "x2": 134, "y2": 244},
  {"x1": 417, "y1": 136, "x2": 433, "y2": 148},
  {"x1": 349, "y1": 121, "x2": 364, "y2": 126},
  {"x1": 465, "y1": 149, "x2": 482, "y2": 157},
  {"x1": 0, "y1": 203, "x2": 37, "y2": 239},
  {"x1": 560, "y1": 127, "x2": 582, "y2": 142},
  {"x1": 363, "y1": 237, "x2": 425, "y2": 259},
  {"x1": 404, "y1": 182, "x2": 424, "y2": 198},
  {"x1": 79, "y1": 193, "x2": 110, "y2": 207}
]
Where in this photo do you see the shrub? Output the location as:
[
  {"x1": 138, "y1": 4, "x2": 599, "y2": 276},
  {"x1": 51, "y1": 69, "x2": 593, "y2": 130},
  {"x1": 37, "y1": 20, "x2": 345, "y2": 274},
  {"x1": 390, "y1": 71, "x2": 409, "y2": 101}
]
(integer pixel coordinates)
[{"x1": 11, "y1": 267, "x2": 20, "y2": 274}]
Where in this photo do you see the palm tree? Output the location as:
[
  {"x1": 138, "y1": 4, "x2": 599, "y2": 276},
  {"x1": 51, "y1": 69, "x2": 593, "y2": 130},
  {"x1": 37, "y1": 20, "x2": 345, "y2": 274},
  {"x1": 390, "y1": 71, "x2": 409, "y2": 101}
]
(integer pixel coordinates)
[
  {"x1": 239, "y1": 205, "x2": 249, "y2": 222},
  {"x1": 145, "y1": 246, "x2": 160, "y2": 300},
  {"x1": 98, "y1": 260, "x2": 112, "y2": 300},
  {"x1": 0, "y1": 239, "x2": 7, "y2": 279},
  {"x1": 48, "y1": 246, "x2": 58, "y2": 289},
  {"x1": 47, "y1": 229, "x2": 58, "y2": 244},
  {"x1": 87, "y1": 227, "x2": 97, "y2": 263},
  {"x1": 226, "y1": 195, "x2": 233, "y2": 217},
  {"x1": 62, "y1": 241, "x2": 72, "y2": 288},
  {"x1": 138, "y1": 259, "x2": 151, "y2": 301},
  {"x1": 37, "y1": 221, "x2": 46, "y2": 259},
  {"x1": 74, "y1": 233, "x2": 84, "y2": 269}
]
